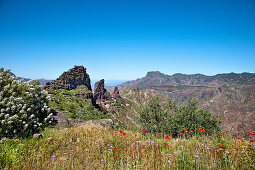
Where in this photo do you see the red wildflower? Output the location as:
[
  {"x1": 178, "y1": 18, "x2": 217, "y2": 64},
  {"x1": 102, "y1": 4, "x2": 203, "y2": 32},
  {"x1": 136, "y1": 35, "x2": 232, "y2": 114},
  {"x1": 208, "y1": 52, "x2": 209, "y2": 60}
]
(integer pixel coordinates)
[
  {"x1": 166, "y1": 136, "x2": 170, "y2": 139},
  {"x1": 253, "y1": 133, "x2": 255, "y2": 135},
  {"x1": 114, "y1": 147, "x2": 118, "y2": 150},
  {"x1": 199, "y1": 130, "x2": 202, "y2": 132},
  {"x1": 169, "y1": 133, "x2": 171, "y2": 136},
  {"x1": 119, "y1": 130, "x2": 123, "y2": 134},
  {"x1": 180, "y1": 132, "x2": 182, "y2": 135},
  {"x1": 123, "y1": 132, "x2": 126, "y2": 135},
  {"x1": 219, "y1": 145, "x2": 224, "y2": 149},
  {"x1": 194, "y1": 130, "x2": 196, "y2": 132},
  {"x1": 222, "y1": 132, "x2": 225, "y2": 135},
  {"x1": 248, "y1": 131, "x2": 253, "y2": 134},
  {"x1": 163, "y1": 133, "x2": 165, "y2": 135},
  {"x1": 164, "y1": 142, "x2": 167, "y2": 146},
  {"x1": 236, "y1": 137, "x2": 241, "y2": 140},
  {"x1": 158, "y1": 133, "x2": 161, "y2": 135},
  {"x1": 197, "y1": 126, "x2": 201, "y2": 129},
  {"x1": 144, "y1": 132, "x2": 147, "y2": 135},
  {"x1": 226, "y1": 131, "x2": 229, "y2": 133},
  {"x1": 184, "y1": 129, "x2": 187, "y2": 133},
  {"x1": 250, "y1": 139, "x2": 254, "y2": 142},
  {"x1": 135, "y1": 134, "x2": 137, "y2": 137}
]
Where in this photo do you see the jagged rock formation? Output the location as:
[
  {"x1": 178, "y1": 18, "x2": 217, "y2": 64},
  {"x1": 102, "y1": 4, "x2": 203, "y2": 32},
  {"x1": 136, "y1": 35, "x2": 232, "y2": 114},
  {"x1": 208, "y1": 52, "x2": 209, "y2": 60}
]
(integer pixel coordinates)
[
  {"x1": 111, "y1": 87, "x2": 121, "y2": 99},
  {"x1": 93, "y1": 79, "x2": 110, "y2": 101},
  {"x1": 44, "y1": 65, "x2": 91, "y2": 90}
]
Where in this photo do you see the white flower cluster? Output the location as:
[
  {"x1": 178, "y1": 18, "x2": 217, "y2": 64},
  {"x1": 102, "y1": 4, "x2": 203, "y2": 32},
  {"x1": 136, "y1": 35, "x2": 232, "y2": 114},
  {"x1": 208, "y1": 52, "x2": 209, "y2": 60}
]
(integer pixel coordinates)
[{"x1": 0, "y1": 67, "x2": 54, "y2": 137}]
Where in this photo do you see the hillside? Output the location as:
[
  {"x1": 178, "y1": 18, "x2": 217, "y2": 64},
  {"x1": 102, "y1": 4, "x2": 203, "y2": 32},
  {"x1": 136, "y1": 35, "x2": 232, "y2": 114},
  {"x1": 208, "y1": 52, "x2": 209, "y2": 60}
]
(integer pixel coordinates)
[
  {"x1": 118, "y1": 71, "x2": 255, "y2": 89},
  {"x1": 144, "y1": 85, "x2": 255, "y2": 137}
]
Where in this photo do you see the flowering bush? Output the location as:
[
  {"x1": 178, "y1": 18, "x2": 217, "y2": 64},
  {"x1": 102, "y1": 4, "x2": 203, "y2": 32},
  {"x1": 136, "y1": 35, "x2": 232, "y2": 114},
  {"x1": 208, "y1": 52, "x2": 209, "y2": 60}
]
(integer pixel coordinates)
[{"x1": 0, "y1": 67, "x2": 53, "y2": 137}]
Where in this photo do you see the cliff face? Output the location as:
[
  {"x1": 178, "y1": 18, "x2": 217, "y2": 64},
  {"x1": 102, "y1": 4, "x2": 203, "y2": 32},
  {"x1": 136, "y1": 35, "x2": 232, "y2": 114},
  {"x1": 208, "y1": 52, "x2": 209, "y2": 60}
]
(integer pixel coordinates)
[
  {"x1": 44, "y1": 65, "x2": 92, "y2": 90},
  {"x1": 93, "y1": 79, "x2": 110, "y2": 101}
]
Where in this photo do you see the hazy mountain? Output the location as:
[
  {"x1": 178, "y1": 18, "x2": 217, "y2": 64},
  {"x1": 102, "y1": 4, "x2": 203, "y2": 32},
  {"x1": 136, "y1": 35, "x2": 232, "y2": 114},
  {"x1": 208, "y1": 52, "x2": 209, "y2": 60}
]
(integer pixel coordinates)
[
  {"x1": 9, "y1": 72, "x2": 52, "y2": 86},
  {"x1": 118, "y1": 71, "x2": 255, "y2": 89}
]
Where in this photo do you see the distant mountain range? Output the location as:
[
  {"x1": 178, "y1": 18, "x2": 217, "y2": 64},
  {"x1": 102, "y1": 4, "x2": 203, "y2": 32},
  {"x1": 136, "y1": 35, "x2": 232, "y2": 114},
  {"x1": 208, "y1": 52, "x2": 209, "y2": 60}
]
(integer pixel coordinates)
[
  {"x1": 9, "y1": 72, "x2": 52, "y2": 86},
  {"x1": 117, "y1": 71, "x2": 255, "y2": 88}
]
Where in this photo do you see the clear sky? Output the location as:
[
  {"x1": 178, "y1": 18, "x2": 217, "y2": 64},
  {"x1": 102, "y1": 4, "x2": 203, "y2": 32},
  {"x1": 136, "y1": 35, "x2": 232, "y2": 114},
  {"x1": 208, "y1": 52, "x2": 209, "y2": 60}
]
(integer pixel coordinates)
[{"x1": 0, "y1": 0, "x2": 255, "y2": 80}]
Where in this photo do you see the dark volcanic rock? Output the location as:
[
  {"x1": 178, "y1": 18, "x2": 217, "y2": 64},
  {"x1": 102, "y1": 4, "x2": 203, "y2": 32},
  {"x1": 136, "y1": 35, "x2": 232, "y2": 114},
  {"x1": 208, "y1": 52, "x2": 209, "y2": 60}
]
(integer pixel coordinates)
[
  {"x1": 111, "y1": 87, "x2": 121, "y2": 99},
  {"x1": 43, "y1": 65, "x2": 92, "y2": 90},
  {"x1": 93, "y1": 79, "x2": 110, "y2": 101}
]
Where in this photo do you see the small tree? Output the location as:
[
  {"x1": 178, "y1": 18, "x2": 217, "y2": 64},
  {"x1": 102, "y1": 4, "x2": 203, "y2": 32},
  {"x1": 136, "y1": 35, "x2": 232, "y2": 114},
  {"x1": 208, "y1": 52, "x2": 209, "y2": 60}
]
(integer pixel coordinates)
[
  {"x1": 138, "y1": 97, "x2": 220, "y2": 137},
  {"x1": 0, "y1": 67, "x2": 53, "y2": 138}
]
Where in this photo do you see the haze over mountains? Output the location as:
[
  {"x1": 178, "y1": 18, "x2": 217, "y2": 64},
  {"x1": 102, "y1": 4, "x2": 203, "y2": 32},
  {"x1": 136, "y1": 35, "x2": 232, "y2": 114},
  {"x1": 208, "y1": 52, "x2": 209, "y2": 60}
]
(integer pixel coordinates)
[
  {"x1": 117, "y1": 71, "x2": 255, "y2": 89},
  {"x1": 9, "y1": 72, "x2": 51, "y2": 85},
  {"x1": 9, "y1": 72, "x2": 127, "y2": 88}
]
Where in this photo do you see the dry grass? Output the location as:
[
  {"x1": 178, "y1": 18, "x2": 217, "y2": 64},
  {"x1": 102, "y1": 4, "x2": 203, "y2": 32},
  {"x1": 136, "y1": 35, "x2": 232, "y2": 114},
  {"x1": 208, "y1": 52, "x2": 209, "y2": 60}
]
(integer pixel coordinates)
[{"x1": 1, "y1": 123, "x2": 254, "y2": 169}]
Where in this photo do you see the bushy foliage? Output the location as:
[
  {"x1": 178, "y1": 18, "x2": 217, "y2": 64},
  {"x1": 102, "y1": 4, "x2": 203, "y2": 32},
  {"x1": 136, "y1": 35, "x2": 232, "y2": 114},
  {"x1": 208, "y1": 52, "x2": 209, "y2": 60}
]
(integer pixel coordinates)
[
  {"x1": 0, "y1": 67, "x2": 53, "y2": 138},
  {"x1": 138, "y1": 97, "x2": 220, "y2": 136},
  {"x1": 48, "y1": 87, "x2": 110, "y2": 120}
]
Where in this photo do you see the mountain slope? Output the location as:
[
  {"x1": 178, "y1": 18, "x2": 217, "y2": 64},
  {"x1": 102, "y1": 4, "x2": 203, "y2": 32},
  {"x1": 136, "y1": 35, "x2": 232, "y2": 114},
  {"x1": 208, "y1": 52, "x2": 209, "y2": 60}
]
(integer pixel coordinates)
[
  {"x1": 118, "y1": 71, "x2": 255, "y2": 89},
  {"x1": 145, "y1": 84, "x2": 255, "y2": 137}
]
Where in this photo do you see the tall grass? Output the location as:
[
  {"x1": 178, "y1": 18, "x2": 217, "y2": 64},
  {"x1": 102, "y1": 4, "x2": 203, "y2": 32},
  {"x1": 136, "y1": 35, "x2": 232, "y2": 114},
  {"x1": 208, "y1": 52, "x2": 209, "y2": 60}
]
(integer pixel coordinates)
[{"x1": 0, "y1": 123, "x2": 254, "y2": 169}]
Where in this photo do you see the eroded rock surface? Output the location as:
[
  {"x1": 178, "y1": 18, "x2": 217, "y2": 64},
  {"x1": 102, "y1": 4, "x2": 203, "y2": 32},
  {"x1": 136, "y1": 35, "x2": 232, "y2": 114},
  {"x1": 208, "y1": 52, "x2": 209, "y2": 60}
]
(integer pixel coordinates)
[{"x1": 44, "y1": 65, "x2": 92, "y2": 90}]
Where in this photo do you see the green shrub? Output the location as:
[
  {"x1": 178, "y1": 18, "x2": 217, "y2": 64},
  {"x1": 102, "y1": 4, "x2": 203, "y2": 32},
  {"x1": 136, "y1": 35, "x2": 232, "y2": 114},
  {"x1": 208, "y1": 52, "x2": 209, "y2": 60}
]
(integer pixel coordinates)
[
  {"x1": 0, "y1": 67, "x2": 53, "y2": 138},
  {"x1": 47, "y1": 87, "x2": 110, "y2": 120},
  {"x1": 138, "y1": 97, "x2": 220, "y2": 136}
]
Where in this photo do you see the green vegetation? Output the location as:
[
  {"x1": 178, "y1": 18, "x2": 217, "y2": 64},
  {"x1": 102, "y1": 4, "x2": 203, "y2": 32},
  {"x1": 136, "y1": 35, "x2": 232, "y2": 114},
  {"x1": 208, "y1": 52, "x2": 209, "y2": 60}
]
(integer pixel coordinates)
[
  {"x1": 0, "y1": 67, "x2": 53, "y2": 138},
  {"x1": 47, "y1": 86, "x2": 110, "y2": 120},
  {"x1": 0, "y1": 123, "x2": 254, "y2": 169},
  {"x1": 138, "y1": 97, "x2": 220, "y2": 137}
]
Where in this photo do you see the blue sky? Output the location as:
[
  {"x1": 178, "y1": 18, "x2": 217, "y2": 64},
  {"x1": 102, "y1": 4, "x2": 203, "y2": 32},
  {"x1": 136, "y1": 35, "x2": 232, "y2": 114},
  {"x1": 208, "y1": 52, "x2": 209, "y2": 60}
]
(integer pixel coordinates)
[{"x1": 0, "y1": 0, "x2": 255, "y2": 80}]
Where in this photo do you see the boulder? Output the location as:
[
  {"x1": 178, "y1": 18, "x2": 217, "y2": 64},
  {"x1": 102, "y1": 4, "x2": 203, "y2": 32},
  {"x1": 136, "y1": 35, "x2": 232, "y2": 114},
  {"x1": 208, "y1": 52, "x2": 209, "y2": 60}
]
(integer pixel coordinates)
[
  {"x1": 33, "y1": 134, "x2": 43, "y2": 139},
  {"x1": 53, "y1": 110, "x2": 70, "y2": 127},
  {"x1": 52, "y1": 110, "x2": 114, "y2": 128},
  {"x1": 91, "y1": 119, "x2": 114, "y2": 128}
]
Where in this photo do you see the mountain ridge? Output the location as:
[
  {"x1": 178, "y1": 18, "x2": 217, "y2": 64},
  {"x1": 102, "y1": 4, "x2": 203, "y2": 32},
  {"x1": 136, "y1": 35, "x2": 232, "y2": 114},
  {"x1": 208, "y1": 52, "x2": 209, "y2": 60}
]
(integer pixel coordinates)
[
  {"x1": 117, "y1": 71, "x2": 255, "y2": 89},
  {"x1": 9, "y1": 72, "x2": 52, "y2": 85}
]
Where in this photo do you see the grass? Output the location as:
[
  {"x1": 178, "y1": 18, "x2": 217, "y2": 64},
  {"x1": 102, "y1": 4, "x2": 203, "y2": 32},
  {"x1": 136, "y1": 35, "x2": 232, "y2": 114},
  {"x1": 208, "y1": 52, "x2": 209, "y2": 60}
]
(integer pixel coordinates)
[{"x1": 0, "y1": 124, "x2": 254, "y2": 169}]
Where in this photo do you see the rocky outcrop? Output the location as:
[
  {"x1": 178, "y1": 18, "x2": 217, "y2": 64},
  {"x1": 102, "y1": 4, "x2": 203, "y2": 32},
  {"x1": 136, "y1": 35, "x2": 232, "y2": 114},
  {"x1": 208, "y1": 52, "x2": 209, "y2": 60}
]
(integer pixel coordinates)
[
  {"x1": 43, "y1": 65, "x2": 92, "y2": 90},
  {"x1": 93, "y1": 79, "x2": 110, "y2": 102},
  {"x1": 111, "y1": 87, "x2": 121, "y2": 99},
  {"x1": 52, "y1": 110, "x2": 114, "y2": 128}
]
